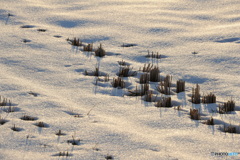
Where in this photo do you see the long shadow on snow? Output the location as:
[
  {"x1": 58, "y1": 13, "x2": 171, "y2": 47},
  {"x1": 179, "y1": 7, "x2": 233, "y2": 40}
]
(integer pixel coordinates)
[
  {"x1": 182, "y1": 75, "x2": 209, "y2": 84},
  {"x1": 55, "y1": 20, "x2": 88, "y2": 28},
  {"x1": 81, "y1": 36, "x2": 110, "y2": 43},
  {"x1": 215, "y1": 37, "x2": 240, "y2": 43}
]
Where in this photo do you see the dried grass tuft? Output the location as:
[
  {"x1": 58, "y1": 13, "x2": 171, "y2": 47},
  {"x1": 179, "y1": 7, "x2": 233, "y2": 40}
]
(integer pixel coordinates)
[
  {"x1": 146, "y1": 50, "x2": 161, "y2": 59},
  {"x1": 176, "y1": 80, "x2": 185, "y2": 93},
  {"x1": 95, "y1": 44, "x2": 106, "y2": 57},
  {"x1": 84, "y1": 64, "x2": 103, "y2": 77},
  {"x1": 35, "y1": 122, "x2": 48, "y2": 128},
  {"x1": 128, "y1": 84, "x2": 149, "y2": 96},
  {"x1": 83, "y1": 43, "x2": 93, "y2": 52},
  {"x1": 191, "y1": 84, "x2": 201, "y2": 104},
  {"x1": 155, "y1": 97, "x2": 172, "y2": 107},
  {"x1": 149, "y1": 66, "x2": 160, "y2": 82},
  {"x1": 203, "y1": 117, "x2": 214, "y2": 125},
  {"x1": 139, "y1": 63, "x2": 153, "y2": 72},
  {"x1": 219, "y1": 99, "x2": 235, "y2": 114},
  {"x1": 67, "y1": 136, "x2": 81, "y2": 145},
  {"x1": 20, "y1": 115, "x2": 37, "y2": 121},
  {"x1": 118, "y1": 60, "x2": 129, "y2": 66},
  {"x1": 56, "y1": 130, "x2": 66, "y2": 136},
  {"x1": 190, "y1": 109, "x2": 200, "y2": 120},
  {"x1": 140, "y1": 73, "x2": 149, "y2": 84},
  {"x1": 156, "y1": 75, "x2": 172, "y2": 95},
  {"x1": 202, "y1": 93, "x2": 216, "y2": 103},
  {"x1": 103, "y1": 74, "x2": 110, "y2": 82},
  {"x1": 144, "y1": 91, "x2": 157, "y2": 102},
  {"x1": 223, "y1": 125, "x2": 237, "y2": 133},
  {"x1": 118, "y1": 66, "x2": 137, "y2": 77},
  {"x1": 67, "y1": 37, "x2": 82, "y2": 46},
  {"x1": 112, "y1": 77, "x2": 125, "y2": 88}
]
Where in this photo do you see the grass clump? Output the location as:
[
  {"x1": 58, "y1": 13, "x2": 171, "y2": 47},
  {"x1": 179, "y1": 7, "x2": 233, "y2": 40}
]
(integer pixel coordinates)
[
  {"x1": 117, "y1": 60, "x2": 129, "y2": 66},
  {"x1": 139, "y1": 63, "x2": 153, "y2": 72},
  {"x1": 156, "y1": 75, "x2": 172, "y2": 95},
  {"x1": 155, "y1": 97, "x2": 172, "y2": 107},
  {"x1": 103, "y1": 74, "x2": 110, "y2": 82},
  {"x1": 83, "y1": 43, "x2": 93, "y2": 52},
  {"x1": 149, "y1": 66, "x2": 160, "y2": 82},
  {"x1": 202, "y1": 93, "x2": 216, "y2": 103},
  {"x1": 144, "y1": 91, "x2": 156, "y2": 102},
  {"x1": 140, "y1": 73, "x2": 150, "y2": 84},
  {"x1": 35, "y1": 122, "x2": 48, "y2": 128},
  {"x1": 20, "y1": 115, "x2": 37, "y2": 121},
  {"x1": 219, "y1": 99, "x2": 235, "y2": 114},
  {"x1": 67, "y1": 136, "x2": 81, "y2": 145},
  {"x1": 128, "y1": 84, "x2": 149, "y2": 96},
  {"x1": 67, "y1": 37, "x2": 82, "y2": 46},
  {"x1": 96, "y1": 74, "x2": 110, "y2": 83},
  {"x1": 190, "y1": 109, "x2": 200, "y2": 120},
  {"x1": 95, "y1": 44, "x2": 106, "y2": 57},
  {"x1": 56, "y1": 130, "x2": 66, "y2": 136},
  {"x1": 118, "y1": 66, "x2": 137, "y2": 77},
  {"x1": 176, "y1": 80, "x2": 185, "y2": 93},
  {"x1": 112, "y1": 77, "x2": 125, "y2": 88},
  {"x1": 203, "y1": 117, "x2": 214, "y2": 125},
  {"x1": 222, "y1": 125, "x2": 237, "y2": 133},
  {"x1": 191, "y1": 84, "x2": 201, "y2": 104},
  {"x1": 146, "y1": 50, "x2": 161, "y2": 59}
]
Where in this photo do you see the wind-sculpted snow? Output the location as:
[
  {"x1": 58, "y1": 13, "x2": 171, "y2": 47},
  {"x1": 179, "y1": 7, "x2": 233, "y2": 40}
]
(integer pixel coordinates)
[{"x1": 0, "y1": 0, "x2": 239, "y2": 160}]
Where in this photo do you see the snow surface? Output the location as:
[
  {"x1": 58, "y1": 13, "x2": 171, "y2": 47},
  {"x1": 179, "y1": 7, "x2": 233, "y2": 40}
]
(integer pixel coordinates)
[{"x1": 0, "y1": 0, "x2": 240, "y2": 160}]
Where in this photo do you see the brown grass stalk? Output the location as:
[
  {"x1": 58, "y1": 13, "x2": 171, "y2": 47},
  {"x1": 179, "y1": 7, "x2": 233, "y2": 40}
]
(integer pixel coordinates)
[
  {"x1": 83, "y1": 43, "x2": 93, "y2": 52},
  {"x1": 190, "y1": 109, "x2": 200, "y2": 120},
  {"x1": 191, "y1": 84, "x2": 201, "y2": 104},
  {"x1": 128, "y1": 84, "x2": 149, "y2": 96},
  {"x1": 95, "y1": 44, "x2": 106, "y2": 57},
  {"x1": 155, "y1": 97, "x2": 172, "y2": 107},
  {"x1": 149, "y1": 66, "x2": 160, "y2": 82},
  {"x1": 112, "y1": 77, "x2": 125, "y2": 88},
  {"x1": 140, "y1": 73, "x2": 149, "y2": 84},
  {"x1": 176, "y1": 80, "x2": 185, "y2": 93},
  {"x1": 219, "y1": 99, "x2": 235, "y2": 114},
  {"x1": 202, "y1": 93, "x2": 216, "y2": 103}
]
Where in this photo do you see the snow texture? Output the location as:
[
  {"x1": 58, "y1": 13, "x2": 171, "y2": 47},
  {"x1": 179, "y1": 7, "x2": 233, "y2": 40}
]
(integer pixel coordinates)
[{"x1": 0, "y1": 0, "x2": 240, "y2": 160}]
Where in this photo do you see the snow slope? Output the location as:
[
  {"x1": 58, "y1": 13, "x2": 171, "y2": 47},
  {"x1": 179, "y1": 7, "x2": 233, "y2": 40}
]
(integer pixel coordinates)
[{"x1": 0, "y1": 0, "x2": 239, "y2": 159}]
